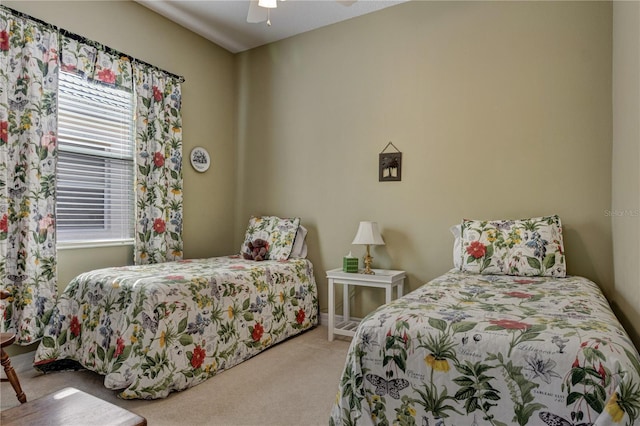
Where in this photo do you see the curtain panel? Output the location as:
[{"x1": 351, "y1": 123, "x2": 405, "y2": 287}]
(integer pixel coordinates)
[
  {"x1": 0, "y1": 10, "x2": 59, "y2": 344},
  {"x1": 133, "y1": 64, "x2": 183, "y2": 264}
]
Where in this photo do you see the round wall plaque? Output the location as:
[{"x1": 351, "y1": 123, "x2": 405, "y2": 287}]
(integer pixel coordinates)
[{"x1": 190, "y1": 147, "x2": 210, "y2": 172}]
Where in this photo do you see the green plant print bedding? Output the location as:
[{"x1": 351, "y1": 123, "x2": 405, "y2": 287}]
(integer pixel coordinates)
[
  {"x1": 34, "y1": 256, "x2": 318, "y2": 399},
  {"x1": 330, "y1": 270, "x2": 640, "y2": 426}
]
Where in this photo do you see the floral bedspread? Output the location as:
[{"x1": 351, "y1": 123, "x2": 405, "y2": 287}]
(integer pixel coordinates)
[
  {"x1": 330, "y1": 271, "x2": 640, "y2": 426},
  {"x1": 34, "y1": 256, "x2": 318, "y2": 399}
]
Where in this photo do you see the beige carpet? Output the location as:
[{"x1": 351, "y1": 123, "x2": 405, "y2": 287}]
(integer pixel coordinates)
[{"x1": 0, "y1": 325, "x2": 351, "y2": 425}]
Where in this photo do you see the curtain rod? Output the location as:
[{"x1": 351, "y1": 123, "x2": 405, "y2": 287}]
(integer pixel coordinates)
[{"x1": 1, "y1": 5, "x2": 185, "y2": 83}]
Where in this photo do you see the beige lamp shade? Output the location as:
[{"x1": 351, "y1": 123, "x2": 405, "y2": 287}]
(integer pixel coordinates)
[
  {"x1": 258, "y1": 0, "x2": 277, "y2": 8},
  {"x1": 352, "y1": 221, "x2": 385, "y2": 246},
  {"x1": 352, "y1": 221, "x2": 384, "y2": 274}
]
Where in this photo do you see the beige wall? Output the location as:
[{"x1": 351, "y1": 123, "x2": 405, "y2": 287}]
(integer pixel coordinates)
[
  {"x1": 236, "y1": 1, "x2": 617, "y2": 324},
  {"x1": 612, "y1": 1, "x2": 640, "y2": 348},
  {"x1": 5, "y1": 1, "x2": 238, "y2": 291}
]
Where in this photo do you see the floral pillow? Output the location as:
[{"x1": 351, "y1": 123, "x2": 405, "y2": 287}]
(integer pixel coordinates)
[
  {"x1": 240, "y1": 216, "x2": 301, "y2": 261},
  {"x1": 460, "y1": 215, "x2": 566, "y2": 277}
]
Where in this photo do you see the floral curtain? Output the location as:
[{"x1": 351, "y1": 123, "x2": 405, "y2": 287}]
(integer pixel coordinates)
[
  {"x1": 59, "y1": 33, "x2": 133, "y2": 89},
  {"x1": 0, "y1": 10, "x2": 59, "y2": 344},
  {"x1": 133, "y1": 64, "x2": 183, "y2": 264}
]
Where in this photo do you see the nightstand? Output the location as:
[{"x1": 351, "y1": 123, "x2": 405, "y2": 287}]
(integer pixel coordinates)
[{"x1": 326, "y1": 268, "x2": 406, "y2": 341}]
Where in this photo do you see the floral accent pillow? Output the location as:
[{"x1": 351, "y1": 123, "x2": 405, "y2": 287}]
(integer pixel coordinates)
[
  {"x1": 240, "y1": 216, "x2": 301, "y2": 261},
  {"x1": 460, "y1": 215, "x2": 566, "y2": 277}
]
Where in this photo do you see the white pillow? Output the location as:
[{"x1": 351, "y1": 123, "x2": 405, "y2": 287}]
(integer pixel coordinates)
[
  {"x1": 290, "y1": 225, "x2": 308, "y2": 258},
  {"x1": 451, "y1": 224, "x2": 462, "y2": 269}
]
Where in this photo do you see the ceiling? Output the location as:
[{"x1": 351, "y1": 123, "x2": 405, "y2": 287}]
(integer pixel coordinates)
[{"x1": 135, "y1": 0, "x2": 408, "y2": 53}]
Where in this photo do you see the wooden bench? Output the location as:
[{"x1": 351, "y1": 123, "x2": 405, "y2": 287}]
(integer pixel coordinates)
[{"x1": 1, "y1": 387, "x2": 146, "y2": 426}]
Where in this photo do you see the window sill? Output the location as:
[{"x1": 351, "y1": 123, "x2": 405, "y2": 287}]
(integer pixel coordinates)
[{"x1": 57, "y1": 239, "x2": 135, "y2": 250}]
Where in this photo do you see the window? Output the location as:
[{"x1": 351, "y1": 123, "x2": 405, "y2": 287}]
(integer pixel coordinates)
[{"x1": 56, "y1": 71, "x2": 135, "y2": 245}]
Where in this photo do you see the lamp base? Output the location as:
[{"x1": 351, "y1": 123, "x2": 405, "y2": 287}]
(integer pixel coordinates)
[{"x1": 362, "y1": 246, "x2": 375, "y2": 274}]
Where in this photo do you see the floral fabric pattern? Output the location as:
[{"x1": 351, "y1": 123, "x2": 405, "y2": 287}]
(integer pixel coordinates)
[
  {"x1": 34, "y1": 256, "x2": 318, "y2": 399},
  {"x1": 240, "y1": 216, "x2": 301, "y2": 261},
  {"x1": 460, "y1": 215, "x2": 566, "y2": 277},
  {"x1": 60, "y1": 36, "x2": 97, "y2": 77},
  {"x1": 330, "y1": 271, "x2": 640, "y2": 426},
  {"x1": 133, "y1": 64, "x2": 183, "y2": 264},
  {"x1": 0, "y1": 9, "x2": 59, "y2": 344},
  {"x1": 60, "y1": 34, "x2": 133, "y2": 90}
]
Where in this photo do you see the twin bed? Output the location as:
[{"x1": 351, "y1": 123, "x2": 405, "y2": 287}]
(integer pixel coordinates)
[
  {"x1": 330, "y1": 215, "x2": 640, "y2": 426},
  {"x1": 34, "y1": 216, "x2": 318, "y2": 399}
]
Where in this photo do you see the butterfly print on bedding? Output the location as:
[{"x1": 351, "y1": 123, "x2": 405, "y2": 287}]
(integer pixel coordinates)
[
  {"x1": 365, "y1": 374, "x2": 410, "y2": 399},
  {"x1": 141, "y1": 312, "x2": 159, "y2": 334},
  {"x1": 99, "y1": 317, "x2": 113, "y2": 348},
  {"x1": 539, "y1": 411, "x2": 592, "y2": 426},
  {"x1": 249, "y1": 296, "x2": 266, "y2": 313},
  {"x1": 491, "y1": 220, "x2": 515, "y2": 231},
  {"x1": 294, "y1": 285, "x2": 308, "y2": 300},
  {"x1": 186, "y1": 313, "x2": 211, "y2": 335},
  {"x1": 210, "y1": 278, "x2": 221, "y2": 300},
  {"x1": 86, "y1": 291, "x2": 103, "y2": 305}
]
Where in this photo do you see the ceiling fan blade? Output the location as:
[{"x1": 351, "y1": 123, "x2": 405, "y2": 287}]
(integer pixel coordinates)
[
  {"x1": 247, "y1": 0, "x2": 268, "y2": 23},
  {"x1": 336, "y1": 0, "x2": 358, "y2": 6}
]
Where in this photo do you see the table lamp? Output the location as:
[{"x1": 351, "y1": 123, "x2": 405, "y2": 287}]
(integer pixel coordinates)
[{"x1": 351, "y1": 221, "x2": 385, "y2": 274}]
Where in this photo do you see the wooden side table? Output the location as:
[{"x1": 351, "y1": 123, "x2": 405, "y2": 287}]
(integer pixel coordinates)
[{"x1": 326, "y1": 268, "x2": 406, "y2": 341}]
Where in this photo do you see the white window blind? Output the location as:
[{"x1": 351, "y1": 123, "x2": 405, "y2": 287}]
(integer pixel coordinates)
[{"x1": 56, "y1": 71, "x2": 135, "y2": 244}]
